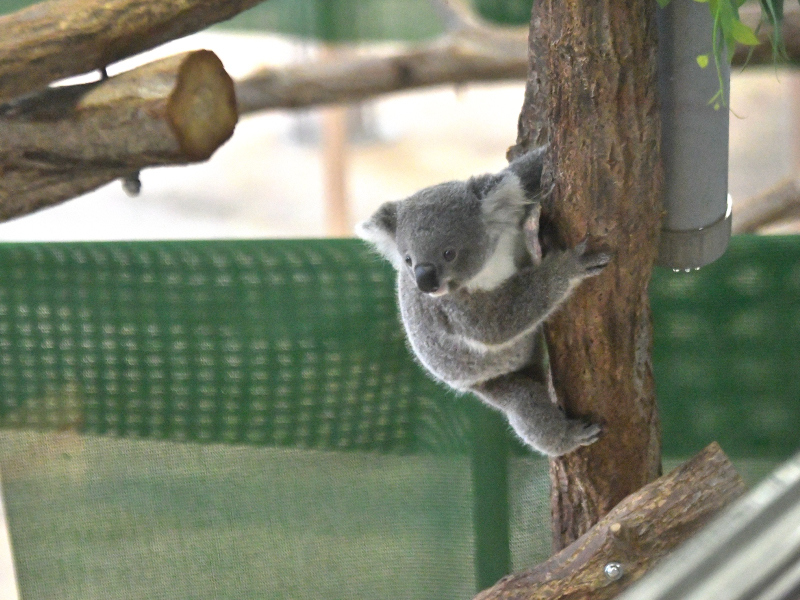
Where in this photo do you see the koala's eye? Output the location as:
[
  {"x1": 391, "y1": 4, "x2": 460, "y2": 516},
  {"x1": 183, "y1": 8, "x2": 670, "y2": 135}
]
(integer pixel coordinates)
[
  {"x1": 404, "y1": 255, "x2": 412, "y2": 267},
  {"x1": 443, "y1": 249, "x2": 457, "y2": 262}
]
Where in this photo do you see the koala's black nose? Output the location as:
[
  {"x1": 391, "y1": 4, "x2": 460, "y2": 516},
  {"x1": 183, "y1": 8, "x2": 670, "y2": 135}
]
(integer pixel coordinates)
[{"x1": 414, "y1": 263, "x2": 439, "y2": 293}]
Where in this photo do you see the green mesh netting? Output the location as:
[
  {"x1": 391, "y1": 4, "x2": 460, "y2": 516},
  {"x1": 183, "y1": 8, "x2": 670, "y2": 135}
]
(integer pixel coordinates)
[
  {"x1": 652, "y1": 235, "x2": 800, "y2": 459},
  {"x1": 0, "y1": 236, "x2": 797, "y2": 600}
]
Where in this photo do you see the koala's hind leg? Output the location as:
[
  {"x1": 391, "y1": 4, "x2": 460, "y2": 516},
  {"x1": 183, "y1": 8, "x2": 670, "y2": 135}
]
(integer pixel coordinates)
[{"x1": 470, "y1": 372, "x2": 601, "y2": 457}]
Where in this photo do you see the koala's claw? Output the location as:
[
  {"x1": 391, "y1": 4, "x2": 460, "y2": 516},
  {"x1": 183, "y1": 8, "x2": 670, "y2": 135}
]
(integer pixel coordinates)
[
  {"x1": 571, "y1": 237, "x2": 612, "y2": 277},
  {"x1": 582, "y1": 252, "x2": 612, "y2": 275},
  {"x1": 578, "y1": 422, "x2": 603, "y2": 445},
  {"x1": 567, "y1": 420, "x2": 603, "y2": 449}
]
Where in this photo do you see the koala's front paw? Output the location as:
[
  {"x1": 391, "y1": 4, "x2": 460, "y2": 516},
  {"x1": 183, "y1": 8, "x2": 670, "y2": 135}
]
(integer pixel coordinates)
[{"x1": 569, "y1": 239, "x2": 612, "y2": 281}]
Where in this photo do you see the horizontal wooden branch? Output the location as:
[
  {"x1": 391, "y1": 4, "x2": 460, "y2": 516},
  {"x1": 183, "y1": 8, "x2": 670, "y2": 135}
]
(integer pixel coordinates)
[
  {"x1": 474, "y1": 443, "x2": 746, "y2": 600},
  {"x1": 235, "y1": 25, "x2": 528, "y2": 114},
  {"x1": 733, "y1": 177, "x2": 800, "y2": 233},
  {"x1": 0, "y1": 50, "x2": 237, "y2": 221},
  {"x1": 0, "y1": 0, "x2": 267, "y2": 104}
]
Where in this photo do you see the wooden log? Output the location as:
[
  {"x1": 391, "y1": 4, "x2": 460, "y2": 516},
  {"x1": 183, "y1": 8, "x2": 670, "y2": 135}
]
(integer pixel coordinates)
[
  {"x1": 0, "y1": 0, "x2": 267, "y2": 105},
  {"x1": 0, "y1": 50, "x2": 237, "y2": 221},
  {"x1": 236, "y1": 24, "x2": 527, "y2": 114},
  {"x1": 512, "y1": 0, "x2": 664, "y2": 551},
  {"x1": 473, "y1": 443, "x2": 746, "y2": 600}
]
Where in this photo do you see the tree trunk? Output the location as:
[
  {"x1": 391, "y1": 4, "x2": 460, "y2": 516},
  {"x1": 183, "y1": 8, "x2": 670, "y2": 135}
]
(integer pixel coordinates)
[
  {"x1": 0, "y1": 50, "x2": 237, "y2": 220},
  {"x1": 0, "y1": 0, "x2": 267, "y2": 104},
  {"x1": 510, "y1": 1, "x2": 663, "y2": 551}
]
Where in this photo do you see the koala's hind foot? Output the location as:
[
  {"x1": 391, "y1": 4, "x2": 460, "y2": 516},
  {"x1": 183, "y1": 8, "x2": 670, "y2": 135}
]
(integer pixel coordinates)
[{"x1": 470, "y1": 372, "x2": 602, "y2": 457}]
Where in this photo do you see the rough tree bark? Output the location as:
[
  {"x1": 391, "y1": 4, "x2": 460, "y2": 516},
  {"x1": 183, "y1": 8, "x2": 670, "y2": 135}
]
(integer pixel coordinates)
[
  {"x1": 473, "y1": 443, "x2": 745, "y2": 600},
  {"x1": 0, "y1": 0, "x2": 268, "y2": 104},
  {"x1": 0, "y1": 50, "x2": 237, "y2": 219},
  {"x1": 509, "y1": 1, "x2": 663, "y2": 551}
]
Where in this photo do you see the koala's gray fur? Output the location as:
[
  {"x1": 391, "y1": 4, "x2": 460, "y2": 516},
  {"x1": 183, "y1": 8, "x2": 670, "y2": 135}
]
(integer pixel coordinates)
[{"x1": 356, "y1": 148, "x2": 610, "y2": 456}]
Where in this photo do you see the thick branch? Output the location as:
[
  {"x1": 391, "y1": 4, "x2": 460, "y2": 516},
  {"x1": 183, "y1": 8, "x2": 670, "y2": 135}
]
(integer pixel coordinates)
[
  {"x1": 474, "y1": 443, "x2": 746, "y2": 600},
  {"x1": 236, "y1": 25, "x2": 527, "y2": 114},
  {"x1": 0, "y1": 50, "x2": 237, "y2": 220},
  {"x1": 0, "y1": 0, "x2": 267, "y2": 104},
  {"x1": 733, "y1": 177, "x2": 800, "y2": 233}
]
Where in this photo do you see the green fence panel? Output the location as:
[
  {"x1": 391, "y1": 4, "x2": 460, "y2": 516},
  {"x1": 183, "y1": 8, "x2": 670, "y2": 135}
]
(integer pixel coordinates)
[
  {"x1": 652, "y1": 235, "x2": 800, "y2": 459},
  {"x1": 0, "y1": 239, "x2": 521, "y2": 600},
  {"x1": 0, "y1": 240, "x2": 473, "y2": 454}
]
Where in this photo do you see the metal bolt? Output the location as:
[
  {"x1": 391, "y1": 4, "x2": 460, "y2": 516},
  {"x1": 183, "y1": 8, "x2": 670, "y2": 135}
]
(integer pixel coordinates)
[{"x1": 604, "y1": 561, "x2": 624, "y2": 581}]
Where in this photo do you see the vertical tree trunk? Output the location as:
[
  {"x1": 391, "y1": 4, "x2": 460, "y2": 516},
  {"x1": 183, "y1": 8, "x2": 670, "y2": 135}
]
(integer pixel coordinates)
[{"x1": 510, "y1": 0, "x2": 663, "y2": 551}]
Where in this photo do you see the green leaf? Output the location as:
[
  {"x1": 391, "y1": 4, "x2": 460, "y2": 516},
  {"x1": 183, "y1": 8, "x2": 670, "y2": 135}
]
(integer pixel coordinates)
[
  {"x1": 729, "y1": 19, "x2": 760, "y2": 45},
  {"x1": 760, "y1": 0, "x2": 784, "y2": 26},
  {"x1": 760, "y1": 0, "x2": 786, "y2": 59},
  {"x1": 696, "y1": 54, "x2": 710, "y2": 68},
  {"x1": 656, "y1": 0, "x2": 672, "y2": 7}
]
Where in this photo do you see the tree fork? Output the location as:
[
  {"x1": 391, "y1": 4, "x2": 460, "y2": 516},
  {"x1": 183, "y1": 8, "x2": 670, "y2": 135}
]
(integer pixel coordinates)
[{"x1": 510, "y1": 1, "x2": 663, "y2": 551}]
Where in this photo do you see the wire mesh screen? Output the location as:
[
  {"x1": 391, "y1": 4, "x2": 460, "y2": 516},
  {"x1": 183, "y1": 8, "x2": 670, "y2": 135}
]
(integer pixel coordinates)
[
  {"x1": 0, "y1": 240, "x2": 459, "y2": 452},
  {"x1": 651, "y1": 235, "x2": 800, "y2": 459},
  {"x1": 0, "y1": 239, "x2": 545, "y2": 600},
  {"x1": 0, "y1": 432, "x2": 555, "y2": 600},
  {"x1": 0, "y1": 433, "x2": 477, "y2": 600},
  {"x1": 0, "y1": 236, "x2": 797, "y2": 600}
]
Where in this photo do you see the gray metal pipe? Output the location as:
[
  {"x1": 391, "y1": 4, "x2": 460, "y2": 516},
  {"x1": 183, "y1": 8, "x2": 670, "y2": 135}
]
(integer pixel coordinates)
[{"x1": 657, "y1": 0, "x2": 732, "y2": 271}]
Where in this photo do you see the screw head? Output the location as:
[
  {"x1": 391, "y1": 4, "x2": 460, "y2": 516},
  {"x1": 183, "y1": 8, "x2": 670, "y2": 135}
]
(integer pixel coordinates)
[{"x1": 604, "y1": 561, "x2": 624, "y2": 581}]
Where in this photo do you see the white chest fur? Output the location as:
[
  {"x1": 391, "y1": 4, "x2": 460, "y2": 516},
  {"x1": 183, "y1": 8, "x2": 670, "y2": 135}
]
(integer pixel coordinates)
[{"x1": 463, "y1": 230, "x2": 520, "y2": 292}]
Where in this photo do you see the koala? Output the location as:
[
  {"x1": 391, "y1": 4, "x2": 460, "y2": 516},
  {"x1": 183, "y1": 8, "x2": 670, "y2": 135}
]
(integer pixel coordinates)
[{"x1": 356, "y1": 148, "x2": 610, "y2": 456}]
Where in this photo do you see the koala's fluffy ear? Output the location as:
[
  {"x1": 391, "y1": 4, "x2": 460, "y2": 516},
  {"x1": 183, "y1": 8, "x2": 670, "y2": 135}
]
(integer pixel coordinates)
[
  {"x1": 472, "y1": 171, "x2": 530, "y2": 235},
  {"x1": 355, "y1": 201, "x2": 402, "y2": 268},
  {"x1": 508, "y1": 146, "x2": 546, "y2": 198}
]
